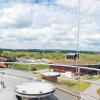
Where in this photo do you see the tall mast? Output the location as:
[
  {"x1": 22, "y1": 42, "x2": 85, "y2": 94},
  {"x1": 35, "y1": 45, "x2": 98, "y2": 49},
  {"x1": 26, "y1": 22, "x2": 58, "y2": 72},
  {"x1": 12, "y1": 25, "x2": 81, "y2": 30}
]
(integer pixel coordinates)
[
  {"x1": 77, "y1": 0, "x2": 80, "y2": 54},
  {"x1": 76, "y1": 0, "x2": 80, "y2": 94}
]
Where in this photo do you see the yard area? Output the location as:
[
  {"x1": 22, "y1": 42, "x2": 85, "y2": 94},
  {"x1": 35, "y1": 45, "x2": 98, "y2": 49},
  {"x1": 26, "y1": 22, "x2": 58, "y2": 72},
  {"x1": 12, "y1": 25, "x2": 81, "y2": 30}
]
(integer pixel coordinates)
[{"x1": 8, "y1": 64, "x2": 92, "y2": 93}]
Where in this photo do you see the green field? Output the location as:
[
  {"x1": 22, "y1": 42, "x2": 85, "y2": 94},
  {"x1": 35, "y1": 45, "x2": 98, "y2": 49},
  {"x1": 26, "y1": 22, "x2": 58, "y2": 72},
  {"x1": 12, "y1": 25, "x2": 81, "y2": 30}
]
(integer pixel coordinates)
[
  {"x1": 1, "y1": 50, "x2": 100, "y2": 62},
  {"x1": 1, "y1": 51, "x2": 66, "y2": 60},
  {"x1": 80, "y1": 53, "x2": 100, "y2": 62}
]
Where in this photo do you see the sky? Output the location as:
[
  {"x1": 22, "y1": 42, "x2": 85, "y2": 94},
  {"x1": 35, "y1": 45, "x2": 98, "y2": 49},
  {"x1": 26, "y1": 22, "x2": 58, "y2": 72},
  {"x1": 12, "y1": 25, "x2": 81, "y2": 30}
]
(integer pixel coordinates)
[{"x1": 0, "y1": 0, "x2": 100, "y2": 51}]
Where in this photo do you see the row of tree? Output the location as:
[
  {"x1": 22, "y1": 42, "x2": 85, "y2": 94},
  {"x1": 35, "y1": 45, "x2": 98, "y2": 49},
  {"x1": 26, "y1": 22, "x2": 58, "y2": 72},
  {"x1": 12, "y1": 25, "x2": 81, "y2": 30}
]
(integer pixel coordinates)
[{"x1": 0, "y1": 48, "x2": 100, "y2": 62}]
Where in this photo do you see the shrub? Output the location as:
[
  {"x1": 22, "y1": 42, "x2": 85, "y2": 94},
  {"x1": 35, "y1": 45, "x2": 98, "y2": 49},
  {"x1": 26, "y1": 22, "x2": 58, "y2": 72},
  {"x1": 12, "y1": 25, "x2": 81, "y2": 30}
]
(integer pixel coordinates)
[{"x1": 31, "y1": 67, "x2": 37, "y2": 71}]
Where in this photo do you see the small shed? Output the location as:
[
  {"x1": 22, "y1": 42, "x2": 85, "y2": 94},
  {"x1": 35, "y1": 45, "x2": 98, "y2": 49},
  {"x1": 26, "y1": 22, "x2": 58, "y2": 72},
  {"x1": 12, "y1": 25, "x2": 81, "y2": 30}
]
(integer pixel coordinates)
[{"x1": 66, "y1": 53, "x2": 79, "y2": 60}]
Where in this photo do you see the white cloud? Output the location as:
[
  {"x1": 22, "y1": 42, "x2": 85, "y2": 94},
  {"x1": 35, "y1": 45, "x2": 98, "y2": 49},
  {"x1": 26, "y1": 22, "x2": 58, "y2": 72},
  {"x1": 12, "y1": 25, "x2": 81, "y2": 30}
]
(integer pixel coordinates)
[
  {"x1": 80, "y1": 0, "x2": 100, "y2": 14},
  {"x1": 56, "y1": 0, "x2": 77, "y2": 7},
  {"x1": 0, "y1": 3, "x2": 32, "y2": 28},
  {"x1": 0, "y1": 1, "x2": 100, "y2": 51},
  {"x1": 56, "y1": 0, "x2": 100, "y2": 14}
]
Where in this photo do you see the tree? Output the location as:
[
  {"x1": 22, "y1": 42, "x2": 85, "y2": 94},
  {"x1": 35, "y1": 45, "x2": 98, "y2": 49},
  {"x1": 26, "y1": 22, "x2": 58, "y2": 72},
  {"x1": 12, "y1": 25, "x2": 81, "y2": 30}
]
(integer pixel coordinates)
[{"x1": 0, "y1": 48, "x2": 3, "y2": 56}]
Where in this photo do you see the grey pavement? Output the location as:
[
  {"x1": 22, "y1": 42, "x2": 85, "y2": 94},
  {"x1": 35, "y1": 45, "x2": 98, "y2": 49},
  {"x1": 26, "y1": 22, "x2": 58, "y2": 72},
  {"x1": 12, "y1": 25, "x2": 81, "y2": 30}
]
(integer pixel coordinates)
[
  {"x1": 2, "y1": 68, "x2": 100, "y2": 100},
  {"x1": 80, "y1": 79, "x2": 100, "y2": 100},
  {"x1": 0, "y1": 69, "x2": 78, "y2": 100}
]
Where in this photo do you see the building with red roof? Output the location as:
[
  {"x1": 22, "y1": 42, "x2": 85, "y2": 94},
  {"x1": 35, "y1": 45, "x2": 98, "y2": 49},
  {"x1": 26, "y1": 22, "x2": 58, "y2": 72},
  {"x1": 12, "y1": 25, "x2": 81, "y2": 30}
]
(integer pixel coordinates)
[
  {"x1": 50, "y1": 59, "x2": 100, "y2": 76},
  {"x1": 0, "y1": 63, "x2": 6, "y2": 68},
  {"x1": 0, "y1": 56, "x2": 7, "y2": 68}
]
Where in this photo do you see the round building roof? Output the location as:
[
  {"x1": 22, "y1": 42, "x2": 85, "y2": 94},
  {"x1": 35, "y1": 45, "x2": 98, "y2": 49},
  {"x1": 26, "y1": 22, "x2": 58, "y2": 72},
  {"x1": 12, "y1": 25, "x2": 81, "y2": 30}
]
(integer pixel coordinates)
[{"x1": 15, "y1": 82, "x2": 55, "y2": 98}]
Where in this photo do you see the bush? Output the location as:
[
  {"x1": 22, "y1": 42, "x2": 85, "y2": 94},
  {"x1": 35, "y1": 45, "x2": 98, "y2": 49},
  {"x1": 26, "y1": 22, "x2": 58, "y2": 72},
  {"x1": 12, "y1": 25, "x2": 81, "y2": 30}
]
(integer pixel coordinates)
[
  {"x1": 31, "y1": 67, "x2": 37, "y2": 71},
  {"x1": 97, "y1": 89, "x2": 100, "y2": 96}
]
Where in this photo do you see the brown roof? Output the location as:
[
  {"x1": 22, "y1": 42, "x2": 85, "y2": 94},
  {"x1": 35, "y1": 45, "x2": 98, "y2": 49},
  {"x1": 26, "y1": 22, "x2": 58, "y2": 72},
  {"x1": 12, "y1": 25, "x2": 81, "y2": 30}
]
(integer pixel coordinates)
[
  {"x1": 53, "y1": 59, "x2": 96, "y2": 65},
  {"x1": 0, "y1": 63, "x2": 6, "y2": 68}
]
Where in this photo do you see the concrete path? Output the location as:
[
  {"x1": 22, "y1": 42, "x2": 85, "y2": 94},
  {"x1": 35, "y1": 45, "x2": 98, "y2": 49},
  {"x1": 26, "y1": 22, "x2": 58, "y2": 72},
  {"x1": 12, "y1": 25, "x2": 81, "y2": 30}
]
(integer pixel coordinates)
[{"x1": 80, "y1": 79, "x2": 100, "y2": 100}]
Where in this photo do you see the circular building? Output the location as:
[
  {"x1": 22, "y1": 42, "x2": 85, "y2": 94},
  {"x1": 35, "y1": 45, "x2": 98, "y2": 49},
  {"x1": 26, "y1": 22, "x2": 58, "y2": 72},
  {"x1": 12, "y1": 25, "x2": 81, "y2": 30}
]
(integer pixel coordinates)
[
  {"x1": 15, "y1": 82, "x2": 55, "y2": 100},
  {"x1": 41, "y1": 72, "x2": 60, "y2": 83}
]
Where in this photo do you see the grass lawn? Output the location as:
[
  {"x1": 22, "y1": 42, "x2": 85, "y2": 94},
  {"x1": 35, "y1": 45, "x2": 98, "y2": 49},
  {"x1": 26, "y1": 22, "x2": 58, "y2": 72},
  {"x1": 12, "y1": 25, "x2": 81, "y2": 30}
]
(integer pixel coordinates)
[
  {"x1": 80, "y1": 75, "x2": 100, "y2": 81},
  {"x1": 92, "y1": 75, "x2": 100, "y2": 80},
  {"x1": 12, "y1": 64, "x2": 49, "y2": 71},
  {"x1": 13, "y1": 64, "x2": 29, "y2": 71},
  {"x1": 35, "y1": 65, "x2": 49, "y2": 70},
  {"x1": 97, "y1": 89, "x2": 100, "y2": 96},
  {"x1": 58, "y1": 79, "x2": 91, "y2": 92},
  {"x1": 72, "y1": 82, "x2": 91, "y2": 92}
]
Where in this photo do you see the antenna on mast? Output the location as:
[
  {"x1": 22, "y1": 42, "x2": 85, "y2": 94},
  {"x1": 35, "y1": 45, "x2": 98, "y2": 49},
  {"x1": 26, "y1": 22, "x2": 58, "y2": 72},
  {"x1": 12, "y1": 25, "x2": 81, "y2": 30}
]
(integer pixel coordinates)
[{"x1": 76, "y1": 0, "x2": 80, "y2": 94}]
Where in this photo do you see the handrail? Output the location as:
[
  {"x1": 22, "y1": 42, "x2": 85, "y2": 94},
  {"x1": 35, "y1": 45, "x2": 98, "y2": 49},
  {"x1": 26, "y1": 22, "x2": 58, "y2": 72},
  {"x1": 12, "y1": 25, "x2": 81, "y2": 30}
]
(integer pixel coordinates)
[{"x1": 0, "y1": 61, "x2": 100, "y2": 71}]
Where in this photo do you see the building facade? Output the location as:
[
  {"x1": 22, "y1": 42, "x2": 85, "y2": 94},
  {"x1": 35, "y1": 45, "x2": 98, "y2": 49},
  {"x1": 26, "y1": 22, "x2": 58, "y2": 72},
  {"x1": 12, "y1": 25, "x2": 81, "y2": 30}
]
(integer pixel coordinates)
[{"x1": 50, "y1": 59, "x2": 100, "y2": 76}]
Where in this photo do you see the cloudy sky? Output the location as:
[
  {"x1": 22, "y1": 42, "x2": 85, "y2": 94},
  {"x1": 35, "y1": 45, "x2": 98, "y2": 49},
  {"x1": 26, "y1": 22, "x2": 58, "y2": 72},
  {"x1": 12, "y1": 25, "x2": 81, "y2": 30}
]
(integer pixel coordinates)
[{"x1": 0, "y1": 0, "x2": 100, "y2": 51}]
